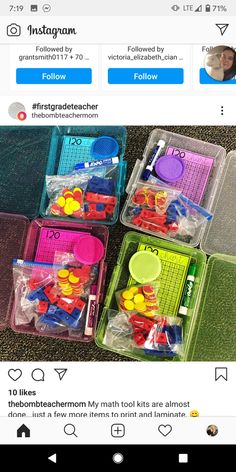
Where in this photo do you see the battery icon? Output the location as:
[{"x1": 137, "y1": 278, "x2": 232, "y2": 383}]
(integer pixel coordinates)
[{"x1": 205, "y1": 4, "x2": 211, "y2": 11}]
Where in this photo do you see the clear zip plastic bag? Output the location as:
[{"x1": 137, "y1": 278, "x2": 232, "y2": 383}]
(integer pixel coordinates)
[
  {"x1": 115, "y1": 282, "x2": 160, "y2": 318},
  {"x1": 45, "y1": 174, "x2": 86, "y2": 218},
  {"x1": 45, "y1": 164, "x2": 119, "y2": 222},
  {"x1": 169, "y1": 194, "x2": 213, "y2": 240},
  {"x1": 143, "y1": 316, "x2": 183, "y2": 357},
  {"x1": 131, "y1": 183, "x2": 180, "y2": 215},
  {"x1": 53, "y1": 251, "x2": 99, "y2": 296},
  {"x1": 103, "y1": 310, "x2": 135, "y2": 352},
  {"x1": 12, "y1": 259, "x2": 88, "y2": 335},
  {"x1": 125, "y1": 183, "x2": 213, "y2": 242},
  {"x1": 103, "y1": 310, "x2": 183, "y2": 358}
]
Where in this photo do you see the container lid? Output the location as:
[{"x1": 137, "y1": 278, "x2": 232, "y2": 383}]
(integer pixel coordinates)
[
  {"x1": 155, "y1": 155, "x2": 185, "y2": 183},
  {"x1": 91, "y1": 136, "x2": 119, "y2": 159},
  {"x1": 201, "y1": 151, "x2": 236, "y2": 255},
  {"x1": 187, "y1": 254, "x2": 236, "y2": 361},
  {"x1": 0, "y1": 213, "x2": 29, "y2": 330},
  {"x1": 73, "y1": 235, "x2": 105, "y2": 265},
  {"x1": 129, "y1": 250, "x2": 161, "y2": 283},
  {"x1": 0, "y1": 127, "x2": 52, "y2": 218}
]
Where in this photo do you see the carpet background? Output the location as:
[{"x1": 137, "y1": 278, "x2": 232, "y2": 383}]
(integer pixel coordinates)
[{"x1": 1, "y1": 125, "x2": 235, "y2": 361}]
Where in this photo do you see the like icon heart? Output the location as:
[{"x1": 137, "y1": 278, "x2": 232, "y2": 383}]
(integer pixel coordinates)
[
  {"x1": 158, "y1": 424, "x2": 172, "y2": 437},
  {"x1": 8, "y1": 369, "x2": 22, "y2": 381}
]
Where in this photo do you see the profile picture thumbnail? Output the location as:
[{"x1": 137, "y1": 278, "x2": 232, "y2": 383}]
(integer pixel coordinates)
[
  {"x1": 206, "y1": 424, "x2": 218, "y2": 437},
  {"x1": 204, "y1": 45, "x2": 236, "y2": 81}
]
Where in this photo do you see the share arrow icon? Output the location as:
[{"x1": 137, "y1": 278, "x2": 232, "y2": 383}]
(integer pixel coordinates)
[
  {"x1": 54, "y1": 368, "x2": 67, "y2": 380},
  {"x1": 215, "y1": 24, "x2": 229, "y2": 36}
]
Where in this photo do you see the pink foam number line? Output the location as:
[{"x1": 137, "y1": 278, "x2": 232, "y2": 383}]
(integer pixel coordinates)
[
  {"x1": 165, "y1": 146, "x2": 214, "y2": 204},
  {"x1": 35, "y1": 228, "x2": 90, "y2": 263}
]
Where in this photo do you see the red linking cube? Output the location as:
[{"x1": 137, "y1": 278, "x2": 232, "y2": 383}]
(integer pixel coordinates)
[
  {"x1": 85, "y1": 192, "x2": 117, "y2": 206},
  {"x1": 44, "y1": 285, "x2": 59, "y2": 304},
  {"x1": 36, "y1": 301, "x2": 49, "y2": 314},
  {"x1": 129, "y1": 314, "x2": 156, "y2": 347}
]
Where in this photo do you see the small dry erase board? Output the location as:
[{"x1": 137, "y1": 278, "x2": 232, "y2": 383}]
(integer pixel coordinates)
[
  {"x1": 165, "y1": 146, "x2": 214, "y2": 204},
  {"x1": 129, "y1": 242, "x2": 191, "y2": 316},
  {"x1": 58, "y1": 136, "x2": 96, "y2": 175},
  {"x1": 35, "y1": 228, "x2": 90, "y2": 263}
]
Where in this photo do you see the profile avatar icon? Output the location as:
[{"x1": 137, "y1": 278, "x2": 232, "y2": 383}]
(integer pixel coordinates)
[
  {"x1": 8, "y1": 102, "x2": 27, "y2": 121},
  {"x1": 205, "y1": 45, "x2": 236, "y2": 82},
  {"x1": 206, "y1": 424, "x2": 218, "y2": 436}
]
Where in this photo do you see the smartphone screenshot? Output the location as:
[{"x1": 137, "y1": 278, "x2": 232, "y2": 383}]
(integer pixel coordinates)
[{"x1": 0, "y1": 0, "x2": 236, "y2": 466}]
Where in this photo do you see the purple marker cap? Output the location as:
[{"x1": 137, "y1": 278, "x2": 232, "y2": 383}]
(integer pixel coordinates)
[
  {"x1": 73, "y1": 235, "x2": 104, "y2": 265},
  {"x1": 155, "y1": 155, "x2": 185, "y2": 183}
]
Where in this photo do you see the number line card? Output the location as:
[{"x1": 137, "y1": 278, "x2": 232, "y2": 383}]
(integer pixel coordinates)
[
  {"x1": 58, "y1": 136, "x2": 96, "y2": 175},
  {"x1": 35, "y1": 228, "x2": 90, "y2": 263},
  {"x1": 165, "y1": 146, "x2": 214, "y2": 204},
  {"x1": 129, "y1": 243, "x2": 191, "y2": 316}
]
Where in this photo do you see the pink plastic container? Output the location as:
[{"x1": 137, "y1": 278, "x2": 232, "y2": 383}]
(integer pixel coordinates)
[{"x1": 0, "y1": 214, "x2": 108, "y2": 342}]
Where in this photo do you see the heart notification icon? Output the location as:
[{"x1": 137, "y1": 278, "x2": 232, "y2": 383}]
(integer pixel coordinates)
[{"x1": 158, "y1": 424, "x2": 173, "y2": 437}]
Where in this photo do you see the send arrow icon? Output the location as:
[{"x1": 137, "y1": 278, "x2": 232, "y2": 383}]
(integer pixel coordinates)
[
  {"x1": 215, "y1": 24, "x2": 229, "y2": 36},
  {"x1": 54, "y1": 368, "x2": 67, "y2": 381},
  {"x1": 48, "y1": 453, "x2": 57, "y2": 463}
]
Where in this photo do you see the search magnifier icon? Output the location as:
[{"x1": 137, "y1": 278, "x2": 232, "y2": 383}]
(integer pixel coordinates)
[{"x1": 64, "y1": 423, "x2": 78, "y2": 437}]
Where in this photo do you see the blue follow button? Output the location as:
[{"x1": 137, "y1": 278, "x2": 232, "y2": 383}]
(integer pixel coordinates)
[
  {"x1": 16, "y1": 68, "x2": 92, "y2": 84},
  {"x1": 200, "y1": 68, "x2": 236, "y2": 84},
  {"x1": 108, "y1": 68, "x2": 184, "y2": 84}
]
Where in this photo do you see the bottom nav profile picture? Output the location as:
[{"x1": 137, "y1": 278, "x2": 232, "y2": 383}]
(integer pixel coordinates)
[{"x1": 206, "y1": 425, "x2": 218, "y2": 437}]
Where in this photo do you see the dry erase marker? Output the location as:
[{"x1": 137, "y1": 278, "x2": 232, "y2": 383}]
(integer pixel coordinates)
[
  {"x1": 74, "y1": 156, "x2": 119, "y2": 171},
  {"x1": 178, "y1": 263, "x2": 197, "y2": 315},
  {"x1": 84, "y1": 285, "x2": 97, "y2": 336},
  {"x1": 141, "y1": 139, "x2": 165, "y2": 181}
]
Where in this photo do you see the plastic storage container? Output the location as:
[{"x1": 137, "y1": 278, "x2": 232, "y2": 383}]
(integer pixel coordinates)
[
  {"x1": 0, "y1": 127, "x2": 53, "y2": 218},
  {"x1": 0, "y1": 214, "x2": 108, "y2": 343},
  {"x1": 0, "y1": 213, "x2": 29, "y2": 330},
  {"x1": 96, "y1": 231, "x2": 236, "y2": 361},
  {"x1": 39, "y1": 126, "x2": 127, "y2": 225},
  {"x1": 201, "y1": 150, "x2": 236, "y2": 255},
  {"x1": 121, "y1": 128, "x2": 226, "y2": 248}
]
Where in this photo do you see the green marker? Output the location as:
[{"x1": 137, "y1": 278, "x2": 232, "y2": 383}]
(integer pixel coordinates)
[{"x1": 178, "y1": 263, "x2": 197, "y2": 315}]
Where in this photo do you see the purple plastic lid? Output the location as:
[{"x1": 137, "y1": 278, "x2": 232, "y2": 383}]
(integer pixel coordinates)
[
  {"x1": 155, "y1": 155, "x2": 185, "y2": 183},
  {"x1": 73, "y1": 235, "x2": 105, "y2": 265}
]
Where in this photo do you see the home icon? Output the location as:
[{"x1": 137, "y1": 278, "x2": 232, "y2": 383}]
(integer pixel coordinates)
[{"x1": 17, "y1": 424, "x2": 30, "y2": 438}]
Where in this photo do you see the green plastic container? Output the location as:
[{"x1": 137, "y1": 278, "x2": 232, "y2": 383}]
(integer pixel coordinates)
[
  {"x1": 187, "y1": 254, "x2": 236, "y2": 361},
  {"x1": 96, "y1": 231, "x2": 206, "y2": 361},
  {"x1": 96, "y1": 231, "x2": 236, "y2": 361}
]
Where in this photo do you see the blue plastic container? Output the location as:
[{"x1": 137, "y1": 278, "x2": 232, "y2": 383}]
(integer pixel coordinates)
[{"x1": 39, "y1": 126, "x2": 127, "y2": 225}]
